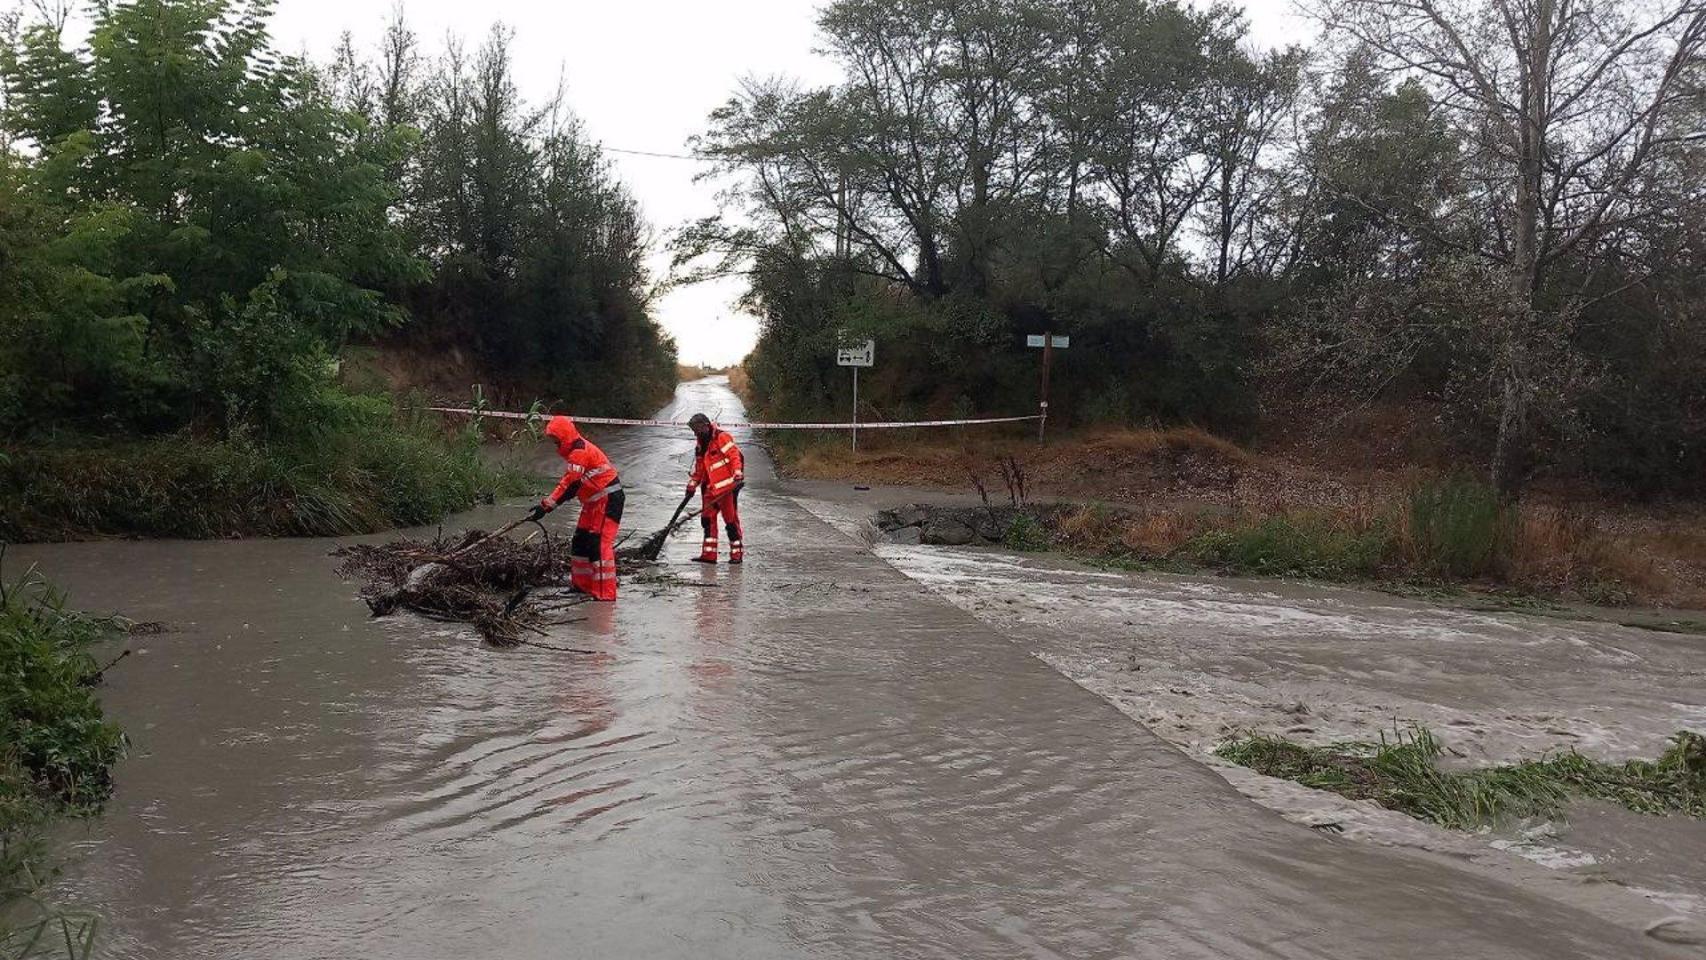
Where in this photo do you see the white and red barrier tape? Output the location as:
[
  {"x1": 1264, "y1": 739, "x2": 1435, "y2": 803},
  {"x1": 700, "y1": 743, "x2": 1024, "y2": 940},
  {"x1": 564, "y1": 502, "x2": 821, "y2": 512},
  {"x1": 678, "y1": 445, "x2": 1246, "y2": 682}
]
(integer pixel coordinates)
[{"x1": 429, "y1": 407, "x2": 1040, "y2": 430}]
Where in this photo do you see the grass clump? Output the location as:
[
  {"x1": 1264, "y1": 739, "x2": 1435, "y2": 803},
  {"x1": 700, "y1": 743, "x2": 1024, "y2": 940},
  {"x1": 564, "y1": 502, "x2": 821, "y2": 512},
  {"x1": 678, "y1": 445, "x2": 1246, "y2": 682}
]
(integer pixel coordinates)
[
  {"x1": 1407, "y1": 474, "x2": 1508, "y2": 579},
  {"x1": 1003, "y1": 513, "x2": 1051, "y2": 552},
  {"x1": 2, "y1": 568, "x2": 127, "y2": 957},
  {"x1": 1519, "y1": 732, "x2": 1706, "y2": 817},
  {"x1": 0, "y1": 395, "x2": 526, "y2": 541},
  {"x1": 1183, "y1": 513, "x2": 1394, "y2": 581},
  {"x1": 1216, "y1": 727, "x2": 1706, "y2": 831}
]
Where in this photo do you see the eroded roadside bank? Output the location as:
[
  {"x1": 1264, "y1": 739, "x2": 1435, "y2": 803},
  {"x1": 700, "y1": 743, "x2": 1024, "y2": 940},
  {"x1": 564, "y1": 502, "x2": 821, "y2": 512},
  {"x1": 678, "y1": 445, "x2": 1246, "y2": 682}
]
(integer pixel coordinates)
[
  {"x1": 769, "y1": 429, "x2": 1706, "y2": 610},
  {"x1": 788, "y1": 485, "x2": 1706, "y2": 946}
]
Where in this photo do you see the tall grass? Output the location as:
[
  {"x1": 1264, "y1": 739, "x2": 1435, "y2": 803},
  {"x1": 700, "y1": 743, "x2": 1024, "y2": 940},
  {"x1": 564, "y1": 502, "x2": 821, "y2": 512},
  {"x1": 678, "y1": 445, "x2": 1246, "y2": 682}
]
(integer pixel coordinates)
[
  {"x1": 0, "y1": 395, "x2": 524, "y2": 541},
  {"x1": 1407, "y1": 474, "x2": 1508, "y2": 579},
  {"x1": 725, "y1": 365, "x2": 754, "y2": 406},
  {"x1": 2, "y1": 569, "x2": 126, "y2": 958},
  {"x1": 1041, "y1": 473, "x2": 1648, "y2": 603}
]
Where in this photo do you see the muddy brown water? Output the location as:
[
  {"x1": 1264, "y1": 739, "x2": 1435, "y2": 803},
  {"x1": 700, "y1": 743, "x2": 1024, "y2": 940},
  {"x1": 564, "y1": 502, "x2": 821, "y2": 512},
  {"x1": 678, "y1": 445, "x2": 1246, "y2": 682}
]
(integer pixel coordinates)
[{"x1": 10, "y1": 378, "x2": 1673, "y2": 958}]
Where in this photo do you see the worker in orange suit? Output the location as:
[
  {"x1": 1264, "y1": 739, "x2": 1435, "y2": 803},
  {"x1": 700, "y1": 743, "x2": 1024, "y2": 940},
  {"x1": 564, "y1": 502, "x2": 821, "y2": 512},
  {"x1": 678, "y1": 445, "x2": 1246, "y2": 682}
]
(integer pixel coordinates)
[
  {"x1": 528, "y1": 415, "x2": 622, "y2": 600},
  {"x1": 685, "y1": 413, "x2": 745, "y2": 564}
]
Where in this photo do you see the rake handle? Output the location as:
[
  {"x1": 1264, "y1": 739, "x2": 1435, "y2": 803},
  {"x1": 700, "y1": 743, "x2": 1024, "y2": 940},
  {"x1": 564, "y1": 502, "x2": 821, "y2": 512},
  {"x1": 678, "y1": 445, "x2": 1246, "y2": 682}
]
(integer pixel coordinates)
[
  {"x1": 637, "y1": 490, "x2": 699, "y2": 561},
  {"x1": 666, "y1": 489, "x2": 694, "y2": 529}
]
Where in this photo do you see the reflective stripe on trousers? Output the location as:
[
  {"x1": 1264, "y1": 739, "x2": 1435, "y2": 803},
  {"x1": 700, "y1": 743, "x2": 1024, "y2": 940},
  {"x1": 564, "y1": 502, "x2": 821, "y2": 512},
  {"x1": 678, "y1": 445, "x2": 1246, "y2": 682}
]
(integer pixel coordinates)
[
  {"x1": 699, "y1": 487, "x2": 743, "y2": 560},
  {"x1": 571, "y1": 488, "x2": 622, "y2": 600}
]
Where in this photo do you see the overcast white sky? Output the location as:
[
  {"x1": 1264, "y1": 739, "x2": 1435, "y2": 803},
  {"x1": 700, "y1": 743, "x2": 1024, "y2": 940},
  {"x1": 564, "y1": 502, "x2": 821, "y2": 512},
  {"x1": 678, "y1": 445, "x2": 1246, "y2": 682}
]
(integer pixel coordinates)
[{"x1": 266, "y1": 0, "x2": 1312, "y2": 366}]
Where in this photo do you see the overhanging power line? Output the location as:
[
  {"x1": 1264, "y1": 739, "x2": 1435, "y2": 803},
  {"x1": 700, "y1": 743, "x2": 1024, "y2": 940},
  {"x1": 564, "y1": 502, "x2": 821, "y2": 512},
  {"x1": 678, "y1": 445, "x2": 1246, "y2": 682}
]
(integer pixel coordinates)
[{"x1": 602, "y1": 146, "x2": 704, "y2": 161}]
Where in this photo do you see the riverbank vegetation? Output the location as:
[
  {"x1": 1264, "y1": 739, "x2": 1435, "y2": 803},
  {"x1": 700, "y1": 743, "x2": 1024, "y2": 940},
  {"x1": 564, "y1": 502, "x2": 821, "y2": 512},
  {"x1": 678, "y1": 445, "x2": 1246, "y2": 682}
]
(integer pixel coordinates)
[
  {"x1": 813, "y1": 425, "x2": 1706, "y2": 606},
  {"x1": 683, "y1": 0, "x2": 1706, "y2": 502},
  {"x1": 0, "y1": 1, "x2": 672, "y2": 540},
  {"x1": 881, "y1": 489, "x2": 1686, "y2": 605},
  {"x1": 0, "y1": 398, "x2": 516, "y2": 541},
  {"x1": 1, "y1": 568, "x2": 126, "y2": 956},
  {"x1": 1216, "y1": 728, "x2": 1706, "y2": 831}
]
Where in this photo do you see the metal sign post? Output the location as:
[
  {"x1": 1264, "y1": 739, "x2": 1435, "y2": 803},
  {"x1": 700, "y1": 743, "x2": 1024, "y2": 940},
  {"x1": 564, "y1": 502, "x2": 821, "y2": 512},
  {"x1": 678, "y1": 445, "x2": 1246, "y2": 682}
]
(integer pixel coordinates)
[
  {"x1": 836, "y1": 339, "x2": 875, "y2": 452},
  {"x1": 1024, "y1": 333, "x2": 1069, "y2": 443}
]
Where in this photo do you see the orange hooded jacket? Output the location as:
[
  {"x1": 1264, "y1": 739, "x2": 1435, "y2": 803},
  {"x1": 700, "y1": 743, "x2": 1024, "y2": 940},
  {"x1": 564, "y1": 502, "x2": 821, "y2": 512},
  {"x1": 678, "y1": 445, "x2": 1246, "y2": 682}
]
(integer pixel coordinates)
[
  {"x1": 544, "y1": 416, "x2": 619, "y2": 507},
  {"x1": 689, "y1": 423, "x2": 744, "y2": 500}
]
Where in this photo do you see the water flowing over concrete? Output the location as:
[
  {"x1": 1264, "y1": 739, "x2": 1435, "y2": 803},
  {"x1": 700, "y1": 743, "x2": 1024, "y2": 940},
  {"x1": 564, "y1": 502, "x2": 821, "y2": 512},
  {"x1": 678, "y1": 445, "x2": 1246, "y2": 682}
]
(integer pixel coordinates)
[{"x1": 13, "y1": 378, "x2": 1677, "y2": 958}]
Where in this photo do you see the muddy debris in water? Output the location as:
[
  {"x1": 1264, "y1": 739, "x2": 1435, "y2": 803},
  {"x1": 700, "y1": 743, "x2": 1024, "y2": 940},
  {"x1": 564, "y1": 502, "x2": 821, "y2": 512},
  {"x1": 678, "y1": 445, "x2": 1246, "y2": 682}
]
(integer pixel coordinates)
[{"x1": 334, "y1": 528, "x2": 665, "y2": 647}]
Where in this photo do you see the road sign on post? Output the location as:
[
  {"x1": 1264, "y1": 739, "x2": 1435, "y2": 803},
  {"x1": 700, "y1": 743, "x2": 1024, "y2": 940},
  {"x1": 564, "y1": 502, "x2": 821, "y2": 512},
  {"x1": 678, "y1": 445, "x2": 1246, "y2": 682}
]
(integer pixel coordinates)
[
  {"x1": 1024, "y1": 333, "x2": 1069, "y2": 443},
  {"x1": 836, "y1": 341, "x2": 875, "y2": 367},
  {"x1": 836, "y1": 340, "x2": 875, "y2": 452}
]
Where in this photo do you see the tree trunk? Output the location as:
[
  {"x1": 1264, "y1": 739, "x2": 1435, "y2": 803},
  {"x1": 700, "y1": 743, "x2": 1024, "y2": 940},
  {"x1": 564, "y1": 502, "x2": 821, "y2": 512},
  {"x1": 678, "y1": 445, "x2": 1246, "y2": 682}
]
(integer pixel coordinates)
[
  {"x1": 1492, "y1": 0, "x2": 1552, "y2": 498},
  {"x1": 1490, "y1": 351, "x2": 1528, "y2": 496}
]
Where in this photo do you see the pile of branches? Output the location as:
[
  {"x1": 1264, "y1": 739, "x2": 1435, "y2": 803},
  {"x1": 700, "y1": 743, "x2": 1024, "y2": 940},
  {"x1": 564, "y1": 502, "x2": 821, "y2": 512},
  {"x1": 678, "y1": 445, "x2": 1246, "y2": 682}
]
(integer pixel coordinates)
[
  {"x1": 335, "y1": 528, "x2": 582, "y2": 646},
  {"x1": 335, "y1": 514, "x2": 696, "y2": 645}
]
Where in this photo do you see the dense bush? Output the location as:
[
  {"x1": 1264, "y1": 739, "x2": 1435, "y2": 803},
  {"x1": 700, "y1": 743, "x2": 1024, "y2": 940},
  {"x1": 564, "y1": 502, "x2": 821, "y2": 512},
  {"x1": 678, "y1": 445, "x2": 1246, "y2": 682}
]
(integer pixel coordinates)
[
  {"x1": 0, "y1": 577, "x2": 124, "y2": 807},
  {"x1": 0, "y1": 0, "x2": 419, "y2": 442},
  {"x1": 735, "y1": 263, "x2": 1256, "y2": 434},
  {"x1": 329, "y1": 20, "x2": 677, "y2": 415},
  {"x1": 0, "y1": 395, "x2": 514, "y2": 541}
]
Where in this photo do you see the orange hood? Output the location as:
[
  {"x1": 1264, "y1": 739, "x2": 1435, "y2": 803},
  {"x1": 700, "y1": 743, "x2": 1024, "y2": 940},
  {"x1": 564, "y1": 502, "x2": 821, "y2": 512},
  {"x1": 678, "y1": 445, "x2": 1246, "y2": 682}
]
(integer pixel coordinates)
[{"x1": 544, "y1": 415, "x2": 581, "y2": 454}]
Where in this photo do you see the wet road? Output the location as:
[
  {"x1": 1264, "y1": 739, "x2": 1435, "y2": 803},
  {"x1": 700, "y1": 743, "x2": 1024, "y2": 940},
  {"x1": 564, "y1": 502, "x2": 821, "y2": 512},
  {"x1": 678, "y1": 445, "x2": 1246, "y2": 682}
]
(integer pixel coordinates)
[
  {"x1": 821, "y1": 536, "x2": 1706, "y2": 767},
  {"x1": 15, "y1": 378, "x2": 1671, "y2": 957}
]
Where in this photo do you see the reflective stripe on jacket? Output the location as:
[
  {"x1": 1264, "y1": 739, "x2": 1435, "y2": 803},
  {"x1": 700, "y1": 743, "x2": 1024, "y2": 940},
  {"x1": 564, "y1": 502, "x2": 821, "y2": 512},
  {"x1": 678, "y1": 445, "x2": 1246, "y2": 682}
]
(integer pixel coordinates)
[
  {"x1": 545, "y1": 416, "x2": 619, "y2": 507},
  {"x1": 690, "y1": 427, "x2": 744, "y2": 498}
]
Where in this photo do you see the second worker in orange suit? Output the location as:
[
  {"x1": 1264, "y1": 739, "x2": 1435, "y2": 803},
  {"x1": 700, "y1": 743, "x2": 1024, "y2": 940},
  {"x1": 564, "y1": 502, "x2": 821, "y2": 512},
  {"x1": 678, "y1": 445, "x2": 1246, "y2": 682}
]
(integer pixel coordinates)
[{"x1": 685, "y1": 412, "x2": 745, "y2": 564}]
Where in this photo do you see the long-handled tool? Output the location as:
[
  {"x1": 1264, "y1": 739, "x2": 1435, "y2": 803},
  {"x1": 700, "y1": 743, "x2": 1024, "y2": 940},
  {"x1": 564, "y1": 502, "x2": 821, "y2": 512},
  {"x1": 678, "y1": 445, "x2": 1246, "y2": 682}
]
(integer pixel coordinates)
[{"x1": 636, "y1": 489, "x2": 697, "y2": 562}]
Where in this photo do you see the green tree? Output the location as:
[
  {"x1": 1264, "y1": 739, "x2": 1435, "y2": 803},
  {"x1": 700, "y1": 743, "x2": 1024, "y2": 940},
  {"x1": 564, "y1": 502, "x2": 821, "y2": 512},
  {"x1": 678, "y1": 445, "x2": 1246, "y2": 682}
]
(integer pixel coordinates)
[
  {"x1": 683, "y1": 0, "x2": 1287, "y2": 430},
  {"x1": 387, "y1": 23, "x2": 674, "y2": 412},
  {"x1": 1, "y1": 0, "x2": 423, "y2": 439}
]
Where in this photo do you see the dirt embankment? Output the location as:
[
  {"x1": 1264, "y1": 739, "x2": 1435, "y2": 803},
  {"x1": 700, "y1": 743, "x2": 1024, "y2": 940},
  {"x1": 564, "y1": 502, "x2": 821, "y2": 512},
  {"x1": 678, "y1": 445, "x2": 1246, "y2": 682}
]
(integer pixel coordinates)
[
  {"x1": 779, "y1": 427, "x2": 1706, "y2": 608},
  {"x1": 340, "y1": 341, "x2": 490, "y2": 404},
  {"x1": 783, "y1": 426, "x2": 1251, "y2": 500},
  {"x1": 341, "y1": 340, "x2": 678, "y2": 413}
]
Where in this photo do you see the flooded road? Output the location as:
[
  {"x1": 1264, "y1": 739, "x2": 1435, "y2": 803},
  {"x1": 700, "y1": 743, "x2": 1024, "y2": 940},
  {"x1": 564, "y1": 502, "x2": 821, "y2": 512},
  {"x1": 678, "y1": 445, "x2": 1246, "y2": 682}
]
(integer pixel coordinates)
[
  {"x1": 14, "y1": 378, "x2": 1678, "y2": 957},
  {"x1": 794, "y1": 505, "x2": 1706, "y2": 934}
]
